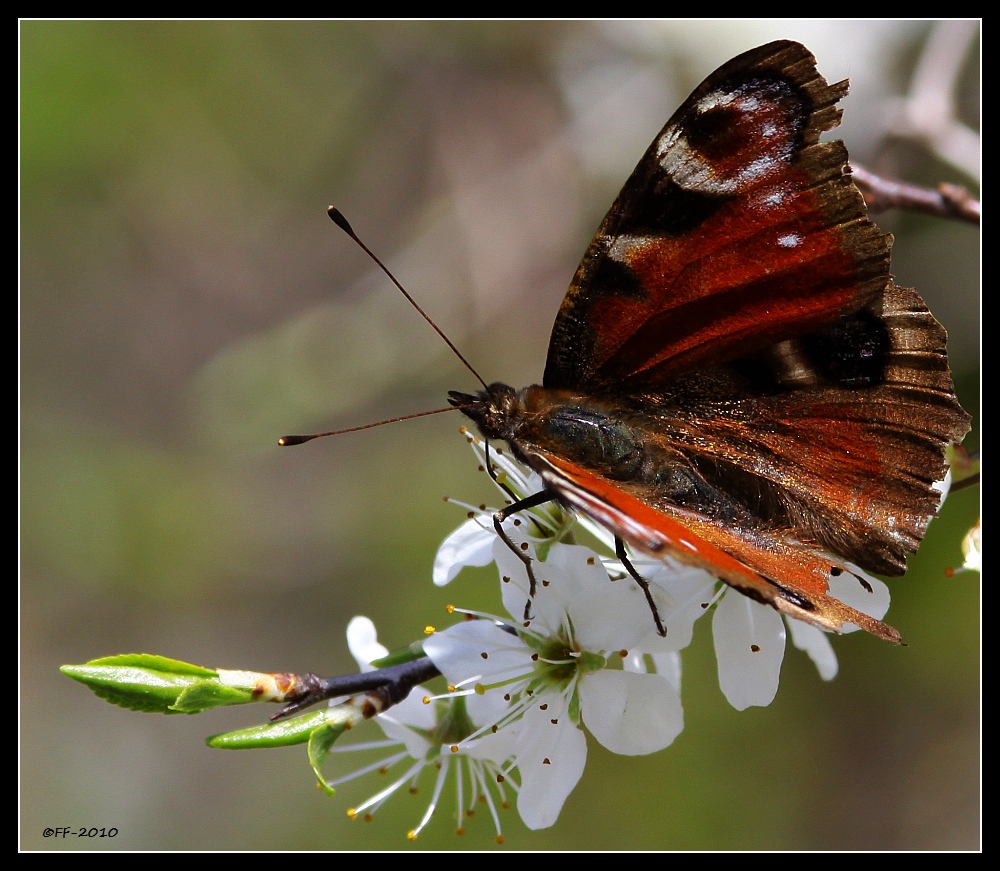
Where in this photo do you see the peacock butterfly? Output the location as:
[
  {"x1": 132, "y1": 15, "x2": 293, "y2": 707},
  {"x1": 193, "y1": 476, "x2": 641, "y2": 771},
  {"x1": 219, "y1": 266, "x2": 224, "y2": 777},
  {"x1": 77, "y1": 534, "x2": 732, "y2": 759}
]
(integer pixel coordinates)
[{"x1": 447, "y1": 40, "x2": 971, "y2": 643}]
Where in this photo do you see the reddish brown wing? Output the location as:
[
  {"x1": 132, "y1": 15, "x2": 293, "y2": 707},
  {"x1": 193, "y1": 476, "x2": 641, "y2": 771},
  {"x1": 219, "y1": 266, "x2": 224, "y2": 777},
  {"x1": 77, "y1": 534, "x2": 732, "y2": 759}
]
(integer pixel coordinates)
[
  {"x1": 616, "y1": 285, "x2": 968, "y2": 575},
  {"x1": 526, "y1": 40, "x2": 969, "y2": 638},
  {"x1": 543, "y1": 40, "x2": 889, "y2": 391}
]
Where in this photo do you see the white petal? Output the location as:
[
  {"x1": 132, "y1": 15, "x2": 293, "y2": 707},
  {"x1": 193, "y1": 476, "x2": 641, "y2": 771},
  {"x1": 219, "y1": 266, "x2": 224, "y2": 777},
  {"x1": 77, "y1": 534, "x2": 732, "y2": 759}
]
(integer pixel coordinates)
[
  {"x1": 637, "y1": 562, "x2": 719, "y2": 653},
  {"x1": 649, "y1": 650, "x2": 682, "y2": 693},
  {"x1": 492, "y1": 532, "x2": 652, "y2": 650},
  {"x1": 933, "y1": 468, "x2": 952, "y2": 505},
  {"x1": 786, "y1": 618, "x2": 839, "y2": 681},
  {"x1": 346, "y1": 616, "x2": 388, "y2": 670},
  {"x1": 713, "y1": 591, "x2": 786, "y2": 710},
  {"x1": 461, "y1": 721, "x2": 519, "y2": 764},
  {"x1": 575, "y1": 515, "x2": 618, "y2": 552},
  {"x1": 620, "y1": 648, "x2": 682, "y2": 691},
  {"x1": 959, "y1": 519, "x2": 981, "y2": 573},
  {"x1": 433, "y1": 518, "x2": 496, "y2": 586},
  {"x1": 829, "y1": 568, "x2": 891, "y2": 629},
  {"x1": 376, "y1": 692, "x2": 438, "y2": 753},
  {"x1": 480, "y1": 443, "x2": 545, "y2": 503},
  {"x1": 580, "y1": 669, "x2": 683, "y2": 755},
  {"x1": 493, "y1": 532, "x2": 542, "y2": 624},
  {"x1": 423, "y1": 620, "x2": 532, "y2": 687},
  {"x1": 547, "y1": 543, "x2": 654, "y2": 650},
  {"x1": 513, "y1": 697, "x2": 587, "y2": 830}
]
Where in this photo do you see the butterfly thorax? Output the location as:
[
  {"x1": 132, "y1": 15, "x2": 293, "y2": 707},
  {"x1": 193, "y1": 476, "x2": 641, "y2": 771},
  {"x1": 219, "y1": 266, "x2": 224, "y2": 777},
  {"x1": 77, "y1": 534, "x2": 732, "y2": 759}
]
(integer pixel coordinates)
[{"x1": 450, "y1": 383, "x2": 744, "y2": 524}]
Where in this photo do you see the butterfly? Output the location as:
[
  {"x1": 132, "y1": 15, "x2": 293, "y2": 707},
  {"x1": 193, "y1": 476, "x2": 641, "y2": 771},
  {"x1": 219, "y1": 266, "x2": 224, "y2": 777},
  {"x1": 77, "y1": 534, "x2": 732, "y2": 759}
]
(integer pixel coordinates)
[{"x1": 447, "y1": 40, "x2": 971, "y2": 643}]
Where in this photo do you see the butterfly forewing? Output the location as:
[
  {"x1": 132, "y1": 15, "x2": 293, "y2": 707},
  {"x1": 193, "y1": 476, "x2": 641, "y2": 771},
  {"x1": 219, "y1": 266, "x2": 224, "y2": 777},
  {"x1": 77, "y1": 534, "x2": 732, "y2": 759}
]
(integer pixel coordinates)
[{"x1": 544, "y1": 40, "x2": 890, "y2": 391}]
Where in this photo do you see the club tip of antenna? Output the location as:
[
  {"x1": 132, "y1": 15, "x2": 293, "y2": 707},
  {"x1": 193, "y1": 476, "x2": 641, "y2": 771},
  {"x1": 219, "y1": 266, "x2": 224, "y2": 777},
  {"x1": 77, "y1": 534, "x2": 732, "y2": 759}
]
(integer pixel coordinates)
[
  {"x1": 327, "y1": 206, "x2": 354, "y2": 235},
  {"x1": 278, "y1": 434, "x2": 315, "y2": 446}
]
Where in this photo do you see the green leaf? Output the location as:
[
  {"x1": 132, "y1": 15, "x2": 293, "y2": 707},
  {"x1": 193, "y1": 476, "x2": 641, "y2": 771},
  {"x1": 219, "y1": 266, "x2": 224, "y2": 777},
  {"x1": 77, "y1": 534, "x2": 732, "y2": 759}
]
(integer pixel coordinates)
[
  {"x1": 84, "y1": 654, "x2": 218, "y2": 677},
  {"x1": 61, "y1": 654, "x2": 270, "y2": 714},
  {"x1": 61, "y1": 657, "x2": 220, "y2": 714},
  {"x1": 370, "y1": 640, "x2": 428, "y2": 669},
  {"x1": 309, "y1": 723, "x2": 349, "y2": 795},
  {"x1": 172, "y1": 682, "x2": 258, "y2": 713},
  {"x1": 207, "y1": 708, "x2": 351, "y2": 750}
]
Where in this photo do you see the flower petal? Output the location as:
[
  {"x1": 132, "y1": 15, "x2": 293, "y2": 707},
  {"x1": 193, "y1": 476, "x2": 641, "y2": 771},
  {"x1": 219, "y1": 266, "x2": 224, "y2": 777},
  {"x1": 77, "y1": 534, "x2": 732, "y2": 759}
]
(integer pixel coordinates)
[
  {"x1": 513, "y1": 696, "x2": 587, "y2": 830},
  {"x1": 649, "y1": 651, "x2": 682, "y2": 693},
  {"x1": 713, "y1": 591, "x2": 785, "y2": 710},
  {"x1": 433, "y1": 518, "x2": 495, "y2": 586},
  {"x1": 580, "y1": 669, "x2": 683, "y2": 755},
  {"x1": 377, "y1": 697, "x2": 438, "y2": 754},
  {"x1": 491, "y1": 532, "x2": 653, "y2": 651},
  {"x1": 424, "y1": 620, "x2": 530, "y2": 687},
  {"x1": 637, "y1": 561, "x2": 718, "y2": 653},
  {"x1": 959, "y1": 519, "x2": 981, "y2": 573},
  {"x1": 346, "y1": 616, "x2": 389, "y2": 671},
  {"x1": 423, "y1": 620, "x2": 532, "y2": 726},
  {"x1": 828, "y1": 568, "x2": 891, "y2": 630},
  {"x1": 549, "y1": 545, "x2": 656, "y2": 651},
  {"x1": 786, "y1": 618, "x2": 838, "y2": 681}
]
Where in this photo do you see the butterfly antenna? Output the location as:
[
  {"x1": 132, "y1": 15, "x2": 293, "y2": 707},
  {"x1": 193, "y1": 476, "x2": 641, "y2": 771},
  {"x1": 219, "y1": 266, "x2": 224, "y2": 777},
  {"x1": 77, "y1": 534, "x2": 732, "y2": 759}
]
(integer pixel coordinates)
[
  {"x1": 328, "y1": 207, "x2": 488, "y2": 390},
  {"x1": 279, "y1": 406, "x2": 461, "y2": 446}
]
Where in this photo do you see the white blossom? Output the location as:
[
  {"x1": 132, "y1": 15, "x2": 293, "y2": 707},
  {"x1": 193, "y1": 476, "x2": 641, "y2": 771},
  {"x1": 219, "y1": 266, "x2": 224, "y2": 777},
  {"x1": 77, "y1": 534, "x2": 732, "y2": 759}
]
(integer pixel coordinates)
[
  {"x1": 711, "y1": 568, "x2": 891, "y2": 709},
  {"x1": 328, "y1": 617, "x2": 516, "y2": 842},
  {"x1": 425, "y1": 526, "x2": 685, "y2": 829}
]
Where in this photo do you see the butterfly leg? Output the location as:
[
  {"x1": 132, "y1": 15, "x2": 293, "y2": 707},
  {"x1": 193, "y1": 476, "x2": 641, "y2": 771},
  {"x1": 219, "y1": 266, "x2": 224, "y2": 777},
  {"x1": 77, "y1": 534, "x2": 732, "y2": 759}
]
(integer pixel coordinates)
[
  {"x1": 494, "y1": 489, "x2": 554, "y2": 624},
  {"x1": 615, "y1": 537, "x2": 667, "y2": 637}
]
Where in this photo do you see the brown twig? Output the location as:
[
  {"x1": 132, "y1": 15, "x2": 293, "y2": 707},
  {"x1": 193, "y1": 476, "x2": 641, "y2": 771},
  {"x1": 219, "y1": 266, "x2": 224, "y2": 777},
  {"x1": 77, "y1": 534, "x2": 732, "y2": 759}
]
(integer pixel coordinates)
[
  {"x1": 271, "y1": 655, "x2": 442, "y2": 720},
  {"x1": 851, "y1": 164, "x2": 980, "y2": 227}
]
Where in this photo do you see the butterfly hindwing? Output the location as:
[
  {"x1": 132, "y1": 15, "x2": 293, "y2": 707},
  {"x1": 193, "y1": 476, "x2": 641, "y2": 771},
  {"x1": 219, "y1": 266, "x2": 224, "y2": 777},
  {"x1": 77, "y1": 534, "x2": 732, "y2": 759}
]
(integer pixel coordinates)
[{"x1": 529, "y1": 450, "x2": 902, "y2": 642}]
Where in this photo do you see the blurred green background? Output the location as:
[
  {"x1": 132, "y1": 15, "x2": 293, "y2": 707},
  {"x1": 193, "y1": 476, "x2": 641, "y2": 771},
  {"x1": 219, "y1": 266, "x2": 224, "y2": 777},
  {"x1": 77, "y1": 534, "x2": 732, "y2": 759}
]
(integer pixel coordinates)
[{"x1": 21, "y1": 21, "x2": 979, "y2": 850}]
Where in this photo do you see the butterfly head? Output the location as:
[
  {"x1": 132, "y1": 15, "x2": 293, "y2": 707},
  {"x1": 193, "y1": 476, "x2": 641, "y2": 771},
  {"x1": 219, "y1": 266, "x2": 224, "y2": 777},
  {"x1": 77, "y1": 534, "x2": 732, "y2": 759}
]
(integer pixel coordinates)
[{"x1": 448, "y1": 383, "x2": 524, "y2": 444}]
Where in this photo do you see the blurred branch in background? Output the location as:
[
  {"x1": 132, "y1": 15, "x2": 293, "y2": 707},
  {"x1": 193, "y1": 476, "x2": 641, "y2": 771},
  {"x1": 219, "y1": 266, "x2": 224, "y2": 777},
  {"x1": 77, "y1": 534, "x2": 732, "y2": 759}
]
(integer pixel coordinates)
[{"x1": 884, "y1": 20, "x2": 980, "y2": 182}]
